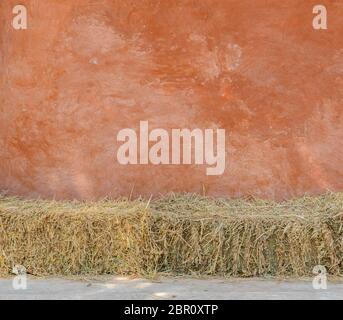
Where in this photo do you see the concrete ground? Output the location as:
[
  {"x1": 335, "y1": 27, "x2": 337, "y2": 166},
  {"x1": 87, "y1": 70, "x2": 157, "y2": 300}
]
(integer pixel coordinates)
[{"x1": 1, "y1": 276, "x2": 343, "y2": 300}]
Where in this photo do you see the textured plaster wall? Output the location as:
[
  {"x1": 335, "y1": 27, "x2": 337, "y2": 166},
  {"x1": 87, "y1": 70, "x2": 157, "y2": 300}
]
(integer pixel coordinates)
[{"x1": 0, "y1": 0, "x2": 342, "y2": 200}]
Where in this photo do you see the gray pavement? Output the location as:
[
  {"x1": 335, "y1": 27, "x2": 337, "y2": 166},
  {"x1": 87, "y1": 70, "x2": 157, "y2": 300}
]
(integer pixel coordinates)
[{"x1": 1, "y1": 276, "x2": 342, "y2": 300}]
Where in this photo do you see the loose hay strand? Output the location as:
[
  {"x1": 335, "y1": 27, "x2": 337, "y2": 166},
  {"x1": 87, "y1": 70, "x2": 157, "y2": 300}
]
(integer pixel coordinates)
[{"x1": 0, "y1": 193, "x2": 342, "y2": 277}]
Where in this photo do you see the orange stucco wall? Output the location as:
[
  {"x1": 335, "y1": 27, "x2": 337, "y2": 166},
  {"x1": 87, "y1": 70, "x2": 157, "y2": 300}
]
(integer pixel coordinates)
[{"x1": 0, "y1": 0, "x2": 342, "y2": 200}]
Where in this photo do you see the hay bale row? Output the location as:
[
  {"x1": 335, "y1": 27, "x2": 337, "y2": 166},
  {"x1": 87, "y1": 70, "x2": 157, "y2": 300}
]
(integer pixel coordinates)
[{"x1": 0, "y1": 193, "x2": 342, "y2": 277}]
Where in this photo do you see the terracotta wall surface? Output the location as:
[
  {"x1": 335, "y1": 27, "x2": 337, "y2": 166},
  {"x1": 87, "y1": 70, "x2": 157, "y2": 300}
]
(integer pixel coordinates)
[{"x1": 0, "y1": 0, "x2": 342, "y2": 200}]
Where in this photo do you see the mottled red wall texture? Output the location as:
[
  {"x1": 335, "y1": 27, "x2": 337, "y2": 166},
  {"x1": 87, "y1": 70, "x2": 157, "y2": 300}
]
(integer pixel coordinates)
[{"x1": 0, "y1": 0, "x2": 342, "y2": 200}]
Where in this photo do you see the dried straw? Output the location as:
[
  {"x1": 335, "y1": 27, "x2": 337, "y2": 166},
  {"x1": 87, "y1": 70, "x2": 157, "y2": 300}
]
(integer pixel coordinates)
[{"x1": 0, "y1": 192, "x2": 342, "y2": 277}]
